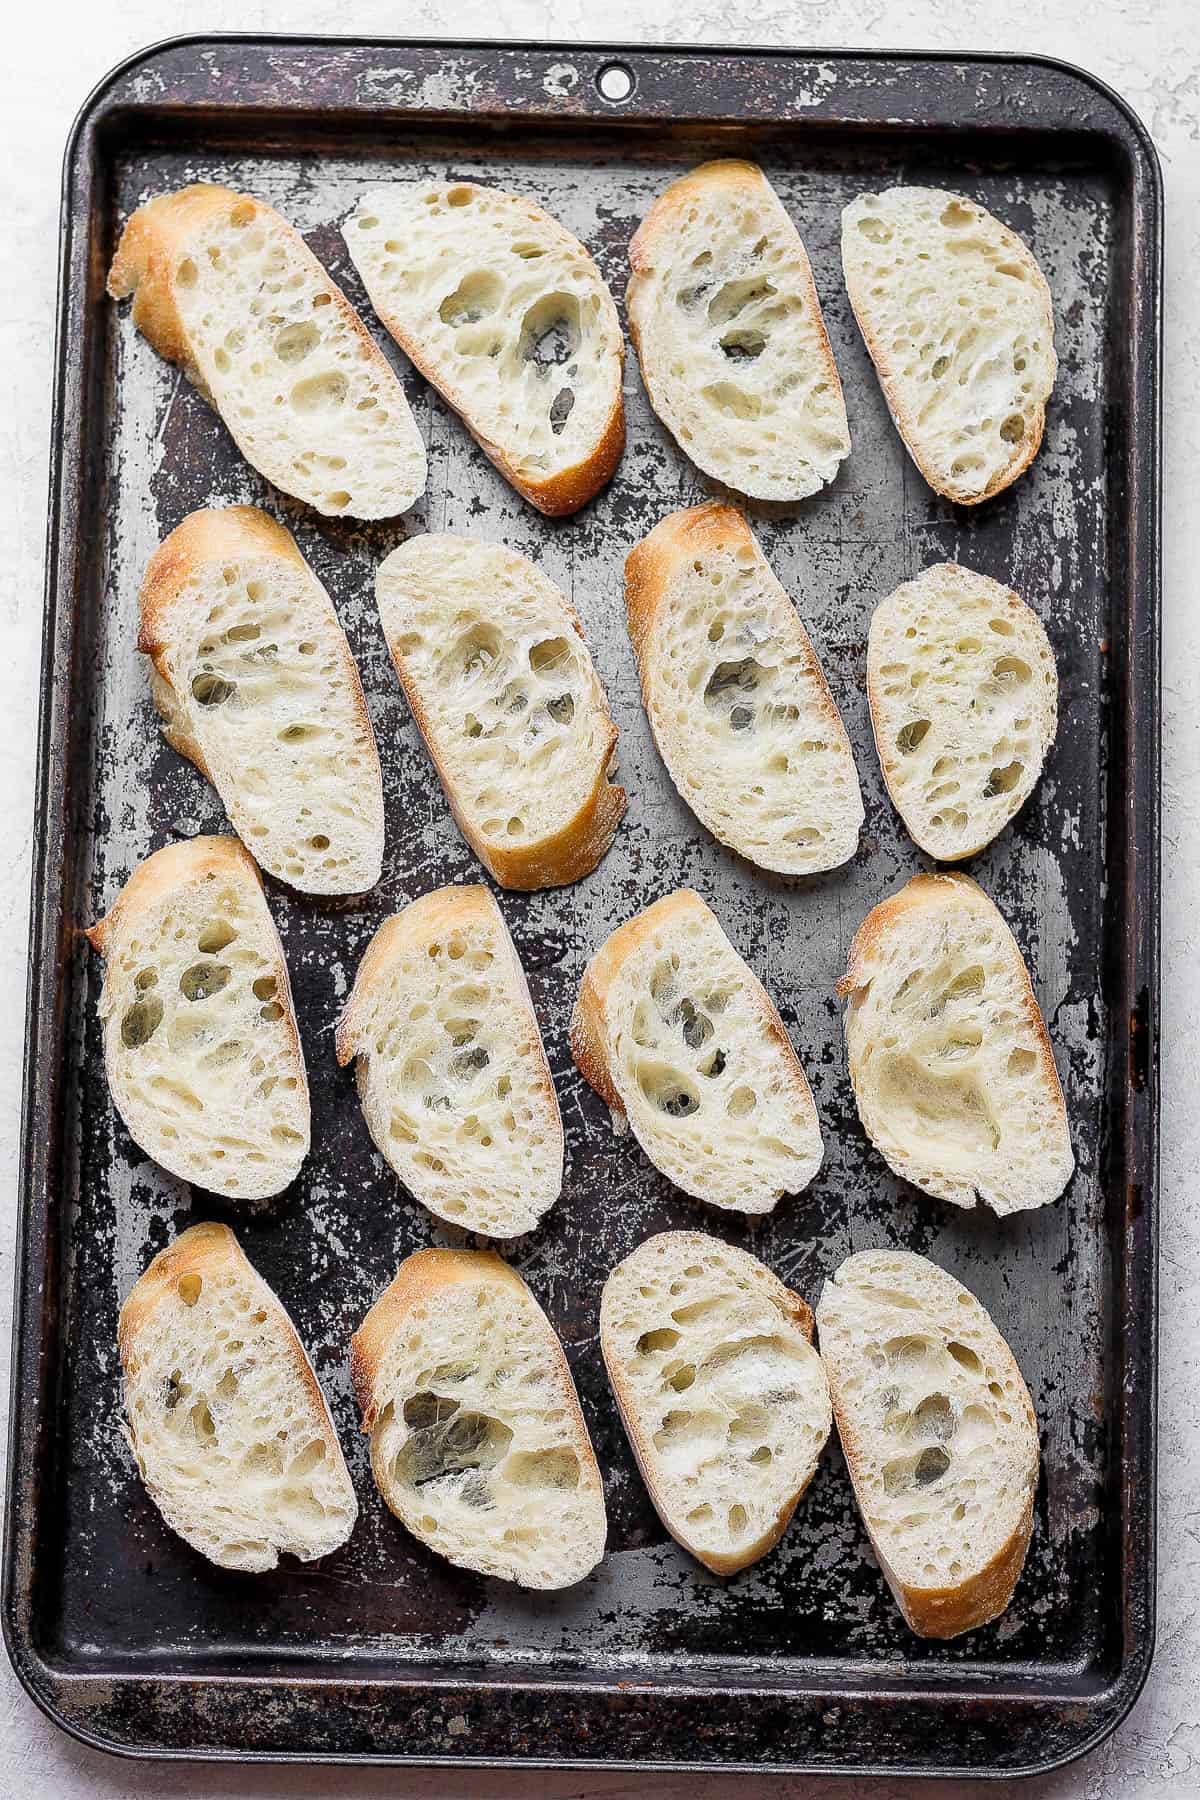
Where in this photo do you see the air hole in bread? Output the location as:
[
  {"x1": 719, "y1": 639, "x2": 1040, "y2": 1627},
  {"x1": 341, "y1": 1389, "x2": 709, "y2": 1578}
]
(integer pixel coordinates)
[
  {"x1": 195, "y1": 918, "x2": 237, "y2": 955},
  {"x1": 1007, "y1": 1048, "x2": 1037, "y2": 1078},
  {"x1": 457, "y1": 622, "x2": 502, "y2": 679},
  {"x1": 638, "y1": 1062, "x2": 700, "y2": 1118},
  {"x1": 667, "y1": 1364, "x2": 696, "y2": 1393},
  {"x1": 702, "y1": 382, "x2": 760, "y2": 421},
  {"x1": 396, "y1": 1394, "x2": 513, "y2": 1500},
  {"x1": 896, "y1": 718, "x2": 931, "y2": 754},
  {"x1": 192, "y1": 672, "x2": 236, "y2": 707},
  {"x1": 546, "y1": 692, "x2": 575, "y2": 724},
  {"x1": 504, "y1": 1447, "x2": 580, "y2": 1490},
  {"x1": 290, "y1": 371, "x2": 348, "y2": 413},
  {"x1": 911, "y1": 1393, "x2": 955, "y2": 1442},
  {"x1": 637, "y1": 1328, "x2": 681, "y2": 1355},
  {"x1": 728, "y1": 1502, "x2": 749, "y2": 1535},
  {"x1": 279, "y1": 723, "x2": 322, "y2": 743},
  {"x1": 726, "y1": 1087, "x2": 756, "y2": 1118},
  {"x1": 135, "y1": 967, "x2": 158, "y2": 990},
  {"x1": 252, "y1": 976, "x2": 277, "y2": 1002},
  {"x1": 519, "y1": 293, "x2": 580, "y2": 372},
  {"x1": 180, "y1": 961, "x2": 230, "y2": 1002},
  {"x1": 1000, "y1": 412, "x2": 1026, "y2": 444},
  {"x1": 984, "y1": 759, "x2": 1024, "y2": 797},
  {"x1": 947, "y1": 1341, "x2": 983, "y2": 1374},
  {"x1": 177, "y1": 1273, "x2": 202, "y2": 1307},
  {"x1": 671, "y1": 1295, "x2": 725, "y2": 1328},
  {"x1": 121, "y1": 995, "x2": 163, "y2": 1047},
  {"x1": 707, "y1": 277, "x2": 776, "y2": 328},
  {"x1": 549, "y1": 386, "x2": 575, "y2": 434},
  {"x1": 438, "y1": 269, "x2": 504, "y2": 328},
  {"x1": 720, "y1": 328, "x2": 766, "y2": 363},
  {"x1": 857, "y1": 216, "x2": 892, "y2": 244},
  {"x1": 176, "y1": 258, "x2": 198, "y2": 288},
  {"x1": 260, "y1": 1001, "x2": 285, "y2": 1023}
]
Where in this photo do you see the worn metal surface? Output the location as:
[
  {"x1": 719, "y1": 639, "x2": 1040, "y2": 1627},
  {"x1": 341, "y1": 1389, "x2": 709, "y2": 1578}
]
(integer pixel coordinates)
[{"x1": 2, "y1": 35, "x2": 1160, "y2": 1777}]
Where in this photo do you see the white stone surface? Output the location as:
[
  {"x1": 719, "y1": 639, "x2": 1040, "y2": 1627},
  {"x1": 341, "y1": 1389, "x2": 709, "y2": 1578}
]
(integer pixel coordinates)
[{"x1": 0, "y1": 4, "x2": 1195, "y2": 1795}]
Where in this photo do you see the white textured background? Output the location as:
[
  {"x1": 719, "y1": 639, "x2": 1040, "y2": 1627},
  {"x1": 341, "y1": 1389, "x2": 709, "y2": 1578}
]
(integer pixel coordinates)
[{"x1": 1, "y1": 5, "x2": 1195, "y2": 1796}]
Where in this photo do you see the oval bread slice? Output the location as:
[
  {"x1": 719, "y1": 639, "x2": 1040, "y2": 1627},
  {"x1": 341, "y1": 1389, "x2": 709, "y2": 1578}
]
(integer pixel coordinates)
[
  {"x1": 626, "y1": 502, "x2": 863, "y2": 873},
  {"x1": 140, "y1": 506, "x2": 385, "y2": 895},
  {"x1": 107, "y1": 183, "x2": 427, "y2": 519},
  {"x1": 86, "y1": 837, "x2": 310, "y2": 1199},
  {"x1": 816, "y1": 1247, "x2": 1039, "y2": 1638},
  {"x1": 351, "y1": 1249, "x2": 607, "y2": 1588},
  {"x1": 570, "y1": 888, "x2": 823, "y2": 1213},
  {"x1": 601, "y1": 1231, "x2": 831, "y2": 1575},
  {"x1": 627, "y1": 160, "x2": 850, "y2": 501},
  {"x1": 867, "y1": 562, "x2": 1058, "y2": 860},
  {"x1": 838, "y1": 872, "x2": 1073, "y2": 1214},
  {"x1": 344, "y1": 181, "x2": 624, "y2": 515},
  {"x1": 335, "y1": 886, "x2": 563, "y2": 1237},
  {"x1": 120, "y1": 1221, "x2": 358, "y2": 1572},
  {"x1": 375, "y1": 534, "x2": 625, "y2": 889},
  {"x1": 842, "y1": 187, "x2": 1056, "y2": 504}
]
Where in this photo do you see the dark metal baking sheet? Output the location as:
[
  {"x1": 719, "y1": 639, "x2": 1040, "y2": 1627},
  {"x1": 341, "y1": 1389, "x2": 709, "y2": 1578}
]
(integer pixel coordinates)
[{"x1": 2, "y1": 35, "x2": 1160, "y2": 1777}]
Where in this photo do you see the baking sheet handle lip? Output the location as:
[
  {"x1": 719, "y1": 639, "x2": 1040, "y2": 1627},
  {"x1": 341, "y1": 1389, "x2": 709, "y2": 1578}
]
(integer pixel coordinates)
[{"x1": 60, "y1": 30, "x2": 1164, "y2": 172}]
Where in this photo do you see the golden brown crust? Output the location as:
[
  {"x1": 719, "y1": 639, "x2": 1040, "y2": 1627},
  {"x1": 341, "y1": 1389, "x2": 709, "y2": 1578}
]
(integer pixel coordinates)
[
  {"x1": 842, "y1": 200, "x2": 1052, "y2": 506},
  {"x1": 136, "y1": 505, "x2": 378, "y2": 824},
  {"x1": 837, "y1": 870, "x2": 1066, "y2": 1115},
  {"x1": 359, "y1": 183, "x2": 624, "y2": 516},
  {"x1": 118, "y1": 1221, "x2": 337, "y2": 1472},
  {"x1": 383, "y1": 576, "x2": 626, "y2": 892},
  {"x1": 601, "y1": 1231, "x2": 819, "y2": 1576},
  {"x1": 569, "y1": 888, "x2": 812, "y2": 1122}
]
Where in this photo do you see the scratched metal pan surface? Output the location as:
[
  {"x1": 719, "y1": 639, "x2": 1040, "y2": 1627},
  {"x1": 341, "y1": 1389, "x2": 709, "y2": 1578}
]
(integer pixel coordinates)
[{"x1": 2, "y1": 35, "x2": 1160, "y2": 1778}]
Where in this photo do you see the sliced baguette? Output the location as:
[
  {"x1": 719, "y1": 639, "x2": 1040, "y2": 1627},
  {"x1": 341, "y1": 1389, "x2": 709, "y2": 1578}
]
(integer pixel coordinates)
[
  {"x1": 351, "y1": 1249, "x2": 607, "y2": 1588},
  {"x1": 839, "y1": 872, "x2": 1073, "y2": 1214},
  {"x1": 335, "y1": 886, "x2": 563, "y2": 1237},
  {"x1": 107, "y1": 183, "x2": 426, "y2": 519},
  {"x1": 375, "y1": 533, "x2": 625, "y2": 889},
  {"x1": 842, "y1": 187, "x2": 1056, "y2": 504},
  {"x1": 816, "y1": 1247, "x2": 1039, "y2": 1638},
  {"x1": 867, "y1": 562, "x2": 1058, "y2": 860},
  {"x1": 570, "y1": 889, "x2": 823, "y2": 1213},
  {"x1": 344, "y1": 181, "x2": 624, "y2": 515},
  {"x1": 626, "y1": 502, "x2": 863, "y2": 873},
  {"x1": 86, "y1": 837, "x2": 309, "y2": 1199},
  {"x1": 627, "y1": 160, "x2": 850, "y2": 501},
  {"x1": 140, "y1": 506, "x2": 385, "y2": 895},
  {"x1": 601, "y1": 1231, "x2": 831, "y2": 1575},
  {"x1": 120, "y1": 1222, "x2": 358, "y2": 1572}
]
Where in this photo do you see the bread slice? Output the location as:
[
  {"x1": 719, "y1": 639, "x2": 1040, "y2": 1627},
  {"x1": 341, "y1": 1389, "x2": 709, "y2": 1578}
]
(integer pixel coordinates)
[
  {"x1": 867, "y1": 562, "x2": 1058, "y2": 860},
  {"x1": 816, "y1": 1247, "x2": 1039, "y2": 1638},
  {"x1": 375, "y1": 534, "x2": 625, "y2": 889},
  {"x1": 140, "y1": 506, "x2": 385, "y2": 895},
  {"x1": 570, "y1": 889, "x2": 823, "y2": 1213},
  {"x1": 119, "y1": 1222, "x2": 358, "y2": 1572},
  {"x1": 335, "y1": 886, "x2": 563, "y2": 1236},
  {"x1": 842, "y1": 187, "x2": 1056, "y2": 504},
  {"x1": 351, "y1": 1249, "x2": 607, "y2": 1588},
  {"x1": 625, "y1": 502, "x2": 863, "y2": 873},
  {"x1": 86, "y1": 837, "x2": 310, "y2": 1199},
  {"x1": 838, "y1": 872, "x2": 1073, "y2": 1214},
  {"x1": 627, "y1": 160, "x2": 850, "y2": 501},
  {"x1": 601, "y1": 1231, "x2": 831, "y2": 1575},
  {"x1": 344, "y1": 181, "x2": 624, "y2": 516},
  {"x1": 107, "y1": 183, "x2": 426, "y2": 519}
]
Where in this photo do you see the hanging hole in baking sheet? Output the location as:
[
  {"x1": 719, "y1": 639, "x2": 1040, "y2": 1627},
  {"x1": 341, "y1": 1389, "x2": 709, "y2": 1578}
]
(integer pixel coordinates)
[{"x1": 596, "y1": 62, "x2": 635, "y2": 103}]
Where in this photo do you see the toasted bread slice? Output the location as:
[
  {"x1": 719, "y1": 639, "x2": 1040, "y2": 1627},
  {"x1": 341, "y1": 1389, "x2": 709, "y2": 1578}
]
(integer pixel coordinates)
[
  {"x1": 601, "y1": 1231, "x2": 831, "y2": 1575},
  {"x1": 842, "y1": 187, "x2": 1056, "y2": 504},
  {"x1": 627, "y1": 160, "x2": 850, "y2": 500},
  {"x1": 375, "y1": 534, "x2": 625, "y2": 889},
  {"x1": 351, "y1": 1249, "x2": 607, "y2": 1588},
  {"x1": 120, "y1": 1222, "x2": 357, "y2": 1572},
  {"x1": 86, "y1": 837, "x2": 309, "y2": 1199},
  {"x1": 838, "y1": 872, "x2": 1073, "y2": 1214},
  {"x1": 344, "y1": 181, "x2": 624, "y2": 515},
  {"x1": 570, "y1": 889, "x2": 822, "y2": 1213},
  {"x1": 867, "y1": 562, "x2": 1058, "y2": 860},
  {"x1": 140, "y1": 506, "x2": 385, "y2": 895},
  {"x1": 816, "y1": 1247, "x2": 1039, "y2": 1638},
  {"x1": 335, "y1": 886, "x2": 563, "y2": 1236},
  {"x1": 626, "y1": 503, "x2": 863, "y2": 873},
  {"x1": 108, "y1": 183, "x2": 426, "y2": 518}
]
